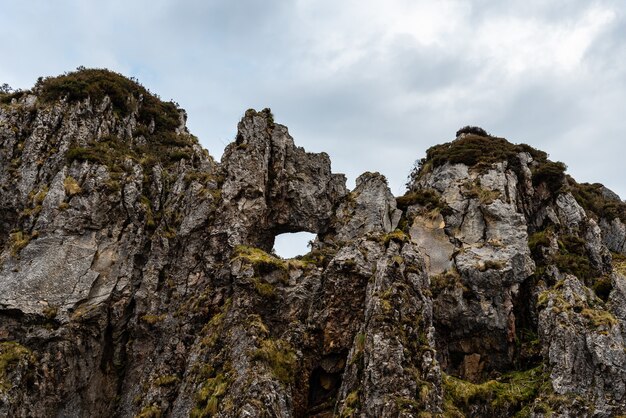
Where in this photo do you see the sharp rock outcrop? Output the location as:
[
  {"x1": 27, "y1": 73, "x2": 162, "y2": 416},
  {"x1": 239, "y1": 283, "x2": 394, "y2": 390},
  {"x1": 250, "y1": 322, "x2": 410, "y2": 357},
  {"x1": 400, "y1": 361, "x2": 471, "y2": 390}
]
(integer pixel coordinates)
[{"x1": 0, "y1": 70, "x2": 625, "y2": 417}]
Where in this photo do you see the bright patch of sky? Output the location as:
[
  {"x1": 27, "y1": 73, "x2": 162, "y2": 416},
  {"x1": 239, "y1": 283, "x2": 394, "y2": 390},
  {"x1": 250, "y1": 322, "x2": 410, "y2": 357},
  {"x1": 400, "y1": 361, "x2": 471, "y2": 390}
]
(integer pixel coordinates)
[{"x1": 1, "y1": 0, "x2": 624, "y2": 199}]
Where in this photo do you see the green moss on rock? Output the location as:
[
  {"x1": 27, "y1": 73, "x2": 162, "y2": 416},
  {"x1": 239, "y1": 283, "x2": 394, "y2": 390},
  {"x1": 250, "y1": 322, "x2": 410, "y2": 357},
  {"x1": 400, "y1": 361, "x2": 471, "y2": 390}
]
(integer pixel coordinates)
[
  {"x1": 252, "y1": 338, "x2": 297, "y2": 385},
  {"x1": 135, "y1": 404, "x2": 162, "y2": 418},
  {"x1": 0, "y1": 341, "x2": 34, "y2": 392},
  {"x1": 191, "y1": 372, "x2": 230, "y2": 418},
  {"x1": 234, "y1": 245, "x2": 287, "y2": 275},
  {"x1": 443, "y1": 366, "x2": 546, "y2": 417}
]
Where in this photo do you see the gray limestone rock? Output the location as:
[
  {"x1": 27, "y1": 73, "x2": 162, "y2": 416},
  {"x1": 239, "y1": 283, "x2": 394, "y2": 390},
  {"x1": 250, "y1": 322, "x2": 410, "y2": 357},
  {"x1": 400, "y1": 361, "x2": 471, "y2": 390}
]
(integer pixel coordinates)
[{"x1": 1, "y1": 72, "x2": 626, "y2": 418}]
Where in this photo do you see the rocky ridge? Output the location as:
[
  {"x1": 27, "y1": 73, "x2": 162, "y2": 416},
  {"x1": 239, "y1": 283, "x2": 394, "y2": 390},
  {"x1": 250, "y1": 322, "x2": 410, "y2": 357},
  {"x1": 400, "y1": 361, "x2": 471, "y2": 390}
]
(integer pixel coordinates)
[{"x1": 0, "y1": 70, "x2": 626, "y2": 417}]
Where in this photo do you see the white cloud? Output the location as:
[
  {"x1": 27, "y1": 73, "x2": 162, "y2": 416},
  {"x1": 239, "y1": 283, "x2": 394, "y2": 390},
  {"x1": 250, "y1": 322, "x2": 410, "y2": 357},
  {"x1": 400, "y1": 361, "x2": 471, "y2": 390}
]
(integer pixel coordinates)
[
  {"x1": 473, "y1": 5, "x2": 616, "y2": 77},
  {"x1": 0, "y1": 0, "x2": 625, "y2": 198}
]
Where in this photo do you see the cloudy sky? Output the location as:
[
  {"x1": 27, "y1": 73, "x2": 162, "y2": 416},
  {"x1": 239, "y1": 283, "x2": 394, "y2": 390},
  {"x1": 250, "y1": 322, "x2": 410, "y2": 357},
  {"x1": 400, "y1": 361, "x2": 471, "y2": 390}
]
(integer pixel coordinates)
[{"x1": 1, "y1": 0, "x2": 625, "y2": 255}]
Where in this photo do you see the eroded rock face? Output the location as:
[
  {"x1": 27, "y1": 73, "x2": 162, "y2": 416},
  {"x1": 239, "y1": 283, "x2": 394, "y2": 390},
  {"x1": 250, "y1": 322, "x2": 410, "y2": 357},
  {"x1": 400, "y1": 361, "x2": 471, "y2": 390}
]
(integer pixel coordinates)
[
  {"x1": 409, "y1": 160, "x2": 535, "y2": 379},
  {"x1": 539, "y1": 273, "x2": 626, "y2": 416},
  {"x1": 1, "y1": 71, "x2": 626, "y2": 417},
  {"x1": 218, "y1": 109, "x2": 347, "y2": 251}
]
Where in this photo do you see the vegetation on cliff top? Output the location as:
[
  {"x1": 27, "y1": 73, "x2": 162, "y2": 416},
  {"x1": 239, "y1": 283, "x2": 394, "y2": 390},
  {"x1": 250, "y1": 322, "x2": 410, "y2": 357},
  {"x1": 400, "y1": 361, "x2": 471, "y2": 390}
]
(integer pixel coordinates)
[
  {"x1": 409, "y1": 131, "x2": 567, "y2": 194},
  {"x1": 3, "y1": 68, "x2": 198, "y2": 168},
  {"x1": 423, "y1": 134, "x2": 548, "y2": 169},
  {"x1": 569, "y1": 179, "x2": 626, "y2": 224},
  {"x1": 35, "y1": 67, "x2": 181, "y2": 131},
  {"x1": 27, "y1": 68, "x2": 205, "y2": 174}
]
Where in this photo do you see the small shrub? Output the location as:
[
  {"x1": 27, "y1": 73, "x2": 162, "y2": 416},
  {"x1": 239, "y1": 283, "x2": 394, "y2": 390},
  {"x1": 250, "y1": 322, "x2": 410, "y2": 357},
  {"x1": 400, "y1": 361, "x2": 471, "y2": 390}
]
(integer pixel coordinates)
[
  {"x1": 431, "y1": 269, "x2": 464, "y2": 296},
  {"x1": 0, "y1": 89, "x2": 25, "y2": 105},
  {"x1": 555, "y1": 234, "x2": 592, "y2": 282},
  {"x1": 261, "y1": 108, "x2": 275, "y2": 128},
  {"x1": 42, "y1": 305, "x2": 58, "y2": 320},
  {"x1": 424, "y1": 135, "x2": 547, "y2": 169},
  {"x1": 35, "y1": 68, "x2": 180, "y2": 131},
  {"x1": 168, "y1": 149, "x2": 192, "y2": 161},
  {"x1": 407, "y1": 134, "x2": 556, "y2": 189},
  {"x1": 64, "y1": 176, "x2": 82, "y2": 196},
  {"x1": 140, "y1": 314, "x2": 165, "y2": 325},
  {"x1": 479, "y1": 259, "x2": 506, "y2": 272},
  {"x1": 9, "y1": 231, "x2": 30, "y2": 256},
  {"x1": 396, "y1": 188, "x2": 451, "y2": 213},
  {"x1": 67, "y1": 146, "x2": 104, "y2": 164},
  {"x1": 456, "y1": 126, "x2": 489, "y2": 137},
  {"x1": 528, "y1": 230, "x2": 551, "y2": 261},
  {"x1": 532, "y1": 161, "x2": 567, "y2": 193}
]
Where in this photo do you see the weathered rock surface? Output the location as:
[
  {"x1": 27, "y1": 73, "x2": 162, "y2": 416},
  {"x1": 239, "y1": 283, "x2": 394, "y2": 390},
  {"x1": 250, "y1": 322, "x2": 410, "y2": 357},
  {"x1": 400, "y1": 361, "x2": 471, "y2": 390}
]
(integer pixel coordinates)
[{"x1": 1, "y1": 72, "x2": 626, "y2": 417}]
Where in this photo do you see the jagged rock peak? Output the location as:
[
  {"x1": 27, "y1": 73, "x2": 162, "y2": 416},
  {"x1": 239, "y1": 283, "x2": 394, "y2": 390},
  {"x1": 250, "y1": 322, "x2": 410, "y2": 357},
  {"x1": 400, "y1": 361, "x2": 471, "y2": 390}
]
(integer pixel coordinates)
[{"x1": 1, "y1": 70, "x2": 626, "y2": 417}]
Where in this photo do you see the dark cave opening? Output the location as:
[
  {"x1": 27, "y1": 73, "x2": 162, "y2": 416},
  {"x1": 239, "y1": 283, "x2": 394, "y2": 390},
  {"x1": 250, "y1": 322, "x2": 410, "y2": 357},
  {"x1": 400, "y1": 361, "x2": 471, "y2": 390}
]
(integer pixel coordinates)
[{"x1": 306, "y1": 366, "x2": 342, "y2": 416}]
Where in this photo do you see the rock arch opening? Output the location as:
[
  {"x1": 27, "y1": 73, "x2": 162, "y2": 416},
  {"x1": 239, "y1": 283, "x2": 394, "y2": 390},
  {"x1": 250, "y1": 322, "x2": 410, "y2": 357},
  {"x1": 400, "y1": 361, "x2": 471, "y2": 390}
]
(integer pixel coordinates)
[{"x1": 272, "y1": 231, "x2": 317, "y2": 259}]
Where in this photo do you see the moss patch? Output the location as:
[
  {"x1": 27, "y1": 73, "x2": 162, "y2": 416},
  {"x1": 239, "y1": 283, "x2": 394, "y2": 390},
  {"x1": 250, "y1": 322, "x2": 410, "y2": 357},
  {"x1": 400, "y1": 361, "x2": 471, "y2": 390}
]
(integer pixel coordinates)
[
  {"x1": 297, "y1": 247, "x2": 337, "y2": 268},
  {"x1": 0, "y1": 341, "x2": 34, "y2": 392},
  {"x1": 340, "y1": 390, "x2": 360, "y2": 417},
  {"x1": 140, "y1": 314, "x2": 165, "y2": 325},
  {"x1": 382, "y1": 229, "x2": 410, "y2": 246},
  {"x1": 252, "y1": 277, "x2": 276, "y2": 298},
  {"x1": 443, "y1": 366, "x2": 546, "y2": 417},
  {"x1": 135, "y1": 404, "x2": 162, "y2": 418},
  {"x1": 461, "y1": 181, "x2": 500, "y2": 205},
  {"x1": 234, "y1": 245, "x2": 287, "y2": 275},
  {"x1": 154, "y1": 374, "x2": 179, "y2": 387},
  {"x1": 252, "y1": 338, "x2": 297, "y2": 385},
  {"x1": 191, "y1": 371, "x2": 230, "y2": 418},
  {"x1": 581, "y1": 308, "x2": 618, "y2": 328}
]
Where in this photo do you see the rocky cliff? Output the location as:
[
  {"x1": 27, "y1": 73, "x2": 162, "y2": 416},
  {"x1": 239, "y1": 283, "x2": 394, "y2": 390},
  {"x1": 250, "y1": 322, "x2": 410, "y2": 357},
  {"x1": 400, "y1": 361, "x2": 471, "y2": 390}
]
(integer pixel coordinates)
[{"x1": 1, "y1": 69, "x2": 626, "y2": 418}]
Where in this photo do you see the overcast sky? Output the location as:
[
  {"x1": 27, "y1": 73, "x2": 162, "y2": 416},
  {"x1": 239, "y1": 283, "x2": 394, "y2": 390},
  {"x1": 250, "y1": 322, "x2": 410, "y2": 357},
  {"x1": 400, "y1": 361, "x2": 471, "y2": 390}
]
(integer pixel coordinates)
[{"x1": 1, "y1": 0, "x2": 625, "y2": 255}]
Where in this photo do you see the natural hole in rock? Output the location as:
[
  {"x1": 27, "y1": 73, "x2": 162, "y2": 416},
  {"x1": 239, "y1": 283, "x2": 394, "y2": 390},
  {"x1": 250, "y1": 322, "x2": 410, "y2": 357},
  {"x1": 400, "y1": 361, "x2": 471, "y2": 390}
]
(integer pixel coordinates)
[
  {"x1": 272, "y1": 231, "x2": 316, "y2": 259},
  {"x1": 307, "y1": 366, "x2": 342, "y2": 413}
]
